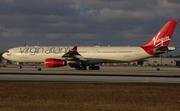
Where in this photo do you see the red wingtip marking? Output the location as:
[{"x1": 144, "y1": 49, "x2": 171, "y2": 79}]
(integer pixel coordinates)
[{"x1": 72, "y1": 46, "x2": 77, "y2": 51}]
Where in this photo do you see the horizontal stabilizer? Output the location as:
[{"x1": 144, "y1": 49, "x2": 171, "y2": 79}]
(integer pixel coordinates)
[{"x1": 153, "y1": 46, "x2": 176, "y2": 53}]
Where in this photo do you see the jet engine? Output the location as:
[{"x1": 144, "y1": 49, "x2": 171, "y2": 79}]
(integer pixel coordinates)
[{"x1": 45, "y1": 58, "x2": 67, "y2": 67}]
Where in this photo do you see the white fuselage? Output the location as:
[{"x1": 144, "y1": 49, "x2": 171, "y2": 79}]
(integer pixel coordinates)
[{"x1": 3, "y1": 46, "x2": 151, "y2": 63}]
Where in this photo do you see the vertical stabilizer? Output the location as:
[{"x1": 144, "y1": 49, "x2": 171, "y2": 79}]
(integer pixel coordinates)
[
  {"x1": 141, "y1": 20, "x2": 178, "y2": 48},
  {"x1": 141, "y1": 20, "x2": 178, "y2": 55}
]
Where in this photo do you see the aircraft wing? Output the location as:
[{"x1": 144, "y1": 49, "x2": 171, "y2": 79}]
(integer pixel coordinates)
[{"x1": 62, "y1": 46, "x2": 87, "y2": 61}]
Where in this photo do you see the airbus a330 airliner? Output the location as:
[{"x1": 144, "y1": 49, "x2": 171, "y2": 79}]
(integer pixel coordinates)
[{"x1": 2, "y1": 20, "x2": 179, "y2": 70}]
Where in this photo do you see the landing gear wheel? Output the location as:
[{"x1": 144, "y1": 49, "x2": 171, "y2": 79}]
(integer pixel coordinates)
[
  {"x1": 18, "y1": 66, "x2": 22, "y2": 69},
  {"x1": 75, "y1": 66, "x2": 87, "y2": 70},
  {"x1": 37, "y1": 68, "x2": 42, "y2": 71},
  {"x1": 75, "y1": 66, "x2": 81, "y2": 70},
  {"x1": 81, "y1": 66, "x2": 87, "y2": 70},
  {"x1": 89, "y1": 66, "x2": 100, "y2": 70},
  {"x1": 89, "y1": 66, "x2": 93, "y2": 70},
  {"x1": 94, "y1": 66, "x2": 100, "y2": 70}
]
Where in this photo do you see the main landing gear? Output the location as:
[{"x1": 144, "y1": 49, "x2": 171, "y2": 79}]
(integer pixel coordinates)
[
  {"x1": 75, "y1": 66, "x2": 100, "y2": 70},
  {"x1": 89, "y1": 66, "x2": 100, "y2": 70},
  {"x1": 75, "y1": 66, "x2": 87, "y2": 70}
]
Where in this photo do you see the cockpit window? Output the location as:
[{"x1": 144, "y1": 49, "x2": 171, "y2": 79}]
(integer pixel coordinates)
[{"x1": 5, "y1": 51, "x2": 9, "y2": 53}]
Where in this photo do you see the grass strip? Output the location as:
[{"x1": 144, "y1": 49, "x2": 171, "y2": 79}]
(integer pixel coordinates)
[{"x1": 0, "y1": 83, "x2": 180, "y2": 111}]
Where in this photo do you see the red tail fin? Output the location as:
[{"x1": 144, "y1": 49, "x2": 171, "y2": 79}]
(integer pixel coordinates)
[
  {"x1": 141, "y1": 20, "x2": 178, "y2": 48},
  {"x1": 141, "y1": 20, "x2": 178, "y2": 55}
]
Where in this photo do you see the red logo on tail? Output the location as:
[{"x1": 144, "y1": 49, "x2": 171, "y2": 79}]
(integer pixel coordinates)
[{"x1": 153, "y1": 32, "x2": 171, "y2": 47}]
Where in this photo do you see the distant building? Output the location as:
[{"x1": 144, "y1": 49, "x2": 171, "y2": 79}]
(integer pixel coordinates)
[
  {"x1": 141, "y1": 57, "x2": 180, "y2": 66},
  {"x1": 103, "y1": 57, "x2": 180, "y2": 66}
]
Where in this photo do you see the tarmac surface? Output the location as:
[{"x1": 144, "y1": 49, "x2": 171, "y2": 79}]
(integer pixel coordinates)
[{"x1": 0, "y1": 65, "x2": 180, "y2": 86}]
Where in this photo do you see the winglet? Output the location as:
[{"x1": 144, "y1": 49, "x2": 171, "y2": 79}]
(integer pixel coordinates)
[{"x1": 71, "y1": 46, "x2": 77, "y2": 51}]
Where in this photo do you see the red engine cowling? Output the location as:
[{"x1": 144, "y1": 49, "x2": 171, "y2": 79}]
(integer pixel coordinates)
[{"x1": 45, "y1": 58, "x2": 67, "y2": 67}]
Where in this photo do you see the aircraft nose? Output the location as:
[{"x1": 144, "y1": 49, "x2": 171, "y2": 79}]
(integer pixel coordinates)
[
  {"x1": 2, "y1": 53, "x2": 7, "y2": 58},
  {"x1": 2, "y1": 52, "x2": 9, "y2": 59}
]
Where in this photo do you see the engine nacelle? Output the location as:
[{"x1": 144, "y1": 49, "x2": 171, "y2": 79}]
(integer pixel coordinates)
[{"x1": 45, "y1": 58, "x2": 67, "y2": 67}]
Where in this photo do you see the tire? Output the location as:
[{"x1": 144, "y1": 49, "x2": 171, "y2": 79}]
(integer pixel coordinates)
[
  {"x1": 75, "y1": 66, "x2": 81, "y2": 70},
  {"x1": 81, "y1": 66, "x2": 87, "y2": 70},
  {"x1": 95, "y1": 66, "x2": 100, "y2": 70},
  {"x1": 89, "y1": 66, "x2": 100, "y2": 70},
  {"x1": 37, "y1": 68, "x2": 42, "y2": 71},
  {"x1": 89, "y1": 66, "x2": 93, "y2": 70},
  {"x1": 18, "y1": 66, "x2": 22, "y2": 69}
]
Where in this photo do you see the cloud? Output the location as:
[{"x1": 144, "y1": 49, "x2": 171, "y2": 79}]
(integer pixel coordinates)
[
  {"x1": 0, "y1": 0, "x2": 14, "y2": 4},
  {"x1": 47, "y1": 21, "x2": 87, "y2": 28},
  {"x1": 41, "y1": 0, "x2": 75, "y2": 7},
  {"x1": 46, "y1": 33, "x2": 64, "y2": 39},
  {"x1": 0, "y1": 28, "x2": 23, "y2": 38},
  {"x1": 159, "y1": 0, "x2": 180, "y2": 9},
  {"x1": 70, "y1": 33, "x2": 101, "y2": 39},
  {"x1": 79, "y1": 0, "x2": 155, "y2": 10},
  {"x1": 80, "y1": 5, "x2": 180, "y2": 23},
  {"x1": 45, "y1": 15, "x2": 70, "y2": 21}
]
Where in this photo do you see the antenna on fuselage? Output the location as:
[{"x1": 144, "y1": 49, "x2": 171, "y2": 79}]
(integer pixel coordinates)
[{"x1": 25, "y1": 43, "x2": 28, "y2": 47}]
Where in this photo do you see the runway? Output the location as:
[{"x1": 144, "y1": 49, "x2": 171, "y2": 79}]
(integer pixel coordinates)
[{"x1": 0, "y1": 65, "x2": 180, "y2": 85}]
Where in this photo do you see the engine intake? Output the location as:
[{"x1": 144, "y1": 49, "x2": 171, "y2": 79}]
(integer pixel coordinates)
[{"x1": 45, "y1": 58, "x2": 67, "y2": 67}]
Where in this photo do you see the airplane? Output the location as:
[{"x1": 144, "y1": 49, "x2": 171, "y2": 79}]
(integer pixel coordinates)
[{"x1": 2, "y1": 20, "x2": 179, "y2": 70}]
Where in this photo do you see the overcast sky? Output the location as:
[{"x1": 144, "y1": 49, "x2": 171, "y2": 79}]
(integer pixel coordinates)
[{"x1": 0, "y1": 0, "x2": 180, "y2": 55}]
